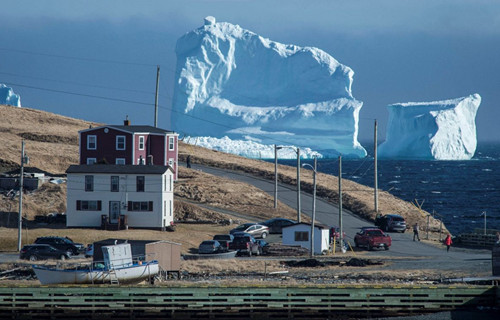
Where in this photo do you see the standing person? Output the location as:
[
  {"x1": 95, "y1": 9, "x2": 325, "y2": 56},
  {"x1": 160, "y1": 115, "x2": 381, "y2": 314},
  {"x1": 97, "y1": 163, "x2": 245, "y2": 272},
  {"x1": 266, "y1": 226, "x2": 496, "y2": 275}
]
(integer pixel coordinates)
[
  {"x1": 413, "y1": 223, "x2": 420, "y2": 241},
  {"x1": 186, "y1": 155, "x2": 191, "y2": 168},
  {"x1": 444, "y1": 234, "x2": 453, "y2": 252}
]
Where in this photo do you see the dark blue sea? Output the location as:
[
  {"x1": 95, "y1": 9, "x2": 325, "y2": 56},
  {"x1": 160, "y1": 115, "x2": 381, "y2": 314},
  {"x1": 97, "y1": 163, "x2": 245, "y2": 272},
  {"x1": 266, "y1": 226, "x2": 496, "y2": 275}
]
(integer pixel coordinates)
[{"x1": 280, "y1": 142, "x2": 500, "y2": 235}]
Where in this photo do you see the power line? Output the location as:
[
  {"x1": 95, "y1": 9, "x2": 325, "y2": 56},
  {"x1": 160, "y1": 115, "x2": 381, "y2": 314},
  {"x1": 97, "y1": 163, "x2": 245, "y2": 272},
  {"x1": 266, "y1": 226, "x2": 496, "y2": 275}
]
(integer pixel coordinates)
[{"x1": 0, "y1": 47, "x2": 156, "y2": 67}]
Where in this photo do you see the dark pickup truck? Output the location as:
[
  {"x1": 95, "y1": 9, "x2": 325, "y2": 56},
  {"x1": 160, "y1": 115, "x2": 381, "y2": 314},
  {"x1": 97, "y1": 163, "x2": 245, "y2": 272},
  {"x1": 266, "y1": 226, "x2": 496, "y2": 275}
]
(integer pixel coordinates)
[
  {"x1": 354, "y1": 228, "x2": 392, "y2": 251},
  {"x1": 212, "y1": 234, "x2": 234, "y2": 252},
  {"x1": 229, "y1": 235, "x2": 261, "y2": 256}
]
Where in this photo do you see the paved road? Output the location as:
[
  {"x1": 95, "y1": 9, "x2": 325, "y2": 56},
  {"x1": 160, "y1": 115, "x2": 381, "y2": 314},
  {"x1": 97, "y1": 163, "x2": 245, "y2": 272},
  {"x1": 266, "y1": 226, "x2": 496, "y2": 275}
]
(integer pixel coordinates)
[{"x1": 190, "y1": 163, "x2": 493, "y2": 276}]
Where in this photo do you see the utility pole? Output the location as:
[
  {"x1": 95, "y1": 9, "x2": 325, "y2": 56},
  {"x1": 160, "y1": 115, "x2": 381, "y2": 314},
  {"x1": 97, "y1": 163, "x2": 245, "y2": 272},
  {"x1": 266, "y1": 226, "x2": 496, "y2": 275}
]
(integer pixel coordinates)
[
  {"x1": 374, "y1": 119, "x2": 378, "y2": 213},
  {"x1": 154, "y1": 65, "x2": 160, "y2": 128},
  {"x1": 274, "y1": 145, "x2": 282, "y2": 209},
  {"x1": 310, "y1": 157, "x2": 317, "y2": 257},
  {"x1": 18, "y1": 140, "x2": 28, "y2": 252},
  {"x1": 338, "y1": 155, "x2": 343, "y2": 251},
  {"x1": 296, "y1": 147, "x2": 301, "y2": 223}
]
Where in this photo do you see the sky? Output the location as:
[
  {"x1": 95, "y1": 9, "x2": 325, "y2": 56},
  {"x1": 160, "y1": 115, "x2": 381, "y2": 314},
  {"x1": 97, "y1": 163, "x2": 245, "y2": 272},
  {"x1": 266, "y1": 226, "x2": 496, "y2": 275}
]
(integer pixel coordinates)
[{"x1": 1, "y1": 0, "x2": 499, "y2": 143}]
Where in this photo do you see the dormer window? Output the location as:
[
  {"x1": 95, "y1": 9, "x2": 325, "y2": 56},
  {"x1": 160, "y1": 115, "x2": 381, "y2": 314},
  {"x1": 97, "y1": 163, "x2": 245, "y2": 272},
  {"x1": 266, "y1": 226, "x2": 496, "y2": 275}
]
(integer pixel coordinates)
[
  {"x1": 116, "y1": 136, "x2": 126, "y2": 150},
  {"x1": 87, "y1": 135, "x2": 97, "y2": 150}
]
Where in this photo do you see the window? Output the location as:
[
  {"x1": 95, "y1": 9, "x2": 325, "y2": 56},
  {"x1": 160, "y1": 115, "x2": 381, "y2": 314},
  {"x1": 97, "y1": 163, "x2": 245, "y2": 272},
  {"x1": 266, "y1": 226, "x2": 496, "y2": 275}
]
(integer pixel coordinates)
[
  {"x1": 139, "y1": 136, "x2": 145, "y2": 150},
  {"x1": 127, "y1": 201, "x2": 153, "y2": 212},
  {"x1": 169, "y1": 175, "x2": 172, "y2": 191},
  {"x1": 136, "y1": 176, "x2": 145, "y2": 192},
  {"x1": 85, "y1": 175, "x2": 94, "y2": 192},
  {"x1": 294, "y1": 231, "x2": 309, "y2": 242},
  {"x1": 116, "y1": 136, "x2": 126, "y2": 150},
  {"x1": 170, "y1": 200, "x2": 172, "y2": 216},
  {"x1": 169, "y1": 136, "x2": 174, "y2": 150},
  {"x1": 168, "y1": 158, "x2": 174, "y2": 167},
  {"x1": 87, "y1": 135, "x2": 97, "y2": 150},
  {"x1": 76, "y1": 200, "x2": 102, "y2": 211},
  {"x1": 110, "y1": 176, "x2": 119, "y2": 192},
  {"x1": 116, "y1": 158, "x2": 125, "y2": 165},
  {"x1": 87, "y1": 158, "x2": 96, "y2": 165}
]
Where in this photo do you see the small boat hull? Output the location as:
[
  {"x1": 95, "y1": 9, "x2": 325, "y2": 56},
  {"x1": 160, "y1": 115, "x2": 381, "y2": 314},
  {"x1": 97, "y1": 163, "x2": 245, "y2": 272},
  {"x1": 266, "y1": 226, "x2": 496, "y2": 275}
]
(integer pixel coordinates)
[{"x1": 33, "y1": 262, "x2": 159, "y2": 285}]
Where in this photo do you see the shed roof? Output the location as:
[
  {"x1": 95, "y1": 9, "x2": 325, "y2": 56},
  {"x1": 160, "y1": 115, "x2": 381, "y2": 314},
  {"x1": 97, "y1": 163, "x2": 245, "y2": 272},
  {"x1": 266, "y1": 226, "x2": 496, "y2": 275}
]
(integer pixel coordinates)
[{"x1": 282, "y1": 222, "x2": 330, "y2": 230}]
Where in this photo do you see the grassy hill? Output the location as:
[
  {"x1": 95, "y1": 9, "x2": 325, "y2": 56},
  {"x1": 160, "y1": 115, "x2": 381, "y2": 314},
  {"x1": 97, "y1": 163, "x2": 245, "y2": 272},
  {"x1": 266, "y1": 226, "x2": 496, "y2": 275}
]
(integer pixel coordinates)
[{"x1": 0, "y1": 104, "x2": 447, "y2": 253}]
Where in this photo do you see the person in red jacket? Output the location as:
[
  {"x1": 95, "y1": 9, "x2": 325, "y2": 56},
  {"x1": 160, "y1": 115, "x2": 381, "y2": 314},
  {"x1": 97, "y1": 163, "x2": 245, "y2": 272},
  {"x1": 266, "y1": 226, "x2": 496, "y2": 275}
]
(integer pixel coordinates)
[{"x1": 444, "y1": 234, "x2": 452, "y2": 252}]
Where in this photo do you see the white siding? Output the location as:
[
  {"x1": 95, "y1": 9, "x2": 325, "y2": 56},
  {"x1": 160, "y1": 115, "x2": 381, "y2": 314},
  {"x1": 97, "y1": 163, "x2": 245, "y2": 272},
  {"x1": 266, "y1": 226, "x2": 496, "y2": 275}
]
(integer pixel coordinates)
[
  {"x1": 282, "y1": 224, "x2": 329, "y2": 254},
  {"x1": 67, "y1": 171, "x2": 174, "y2": 228}
]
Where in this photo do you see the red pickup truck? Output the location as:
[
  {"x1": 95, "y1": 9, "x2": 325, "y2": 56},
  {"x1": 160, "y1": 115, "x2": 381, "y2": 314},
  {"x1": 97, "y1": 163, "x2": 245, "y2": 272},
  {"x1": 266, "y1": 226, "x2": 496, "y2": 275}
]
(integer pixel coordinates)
[{"x1": 354, "y1": 228, "x2": 392, "y2": 251}]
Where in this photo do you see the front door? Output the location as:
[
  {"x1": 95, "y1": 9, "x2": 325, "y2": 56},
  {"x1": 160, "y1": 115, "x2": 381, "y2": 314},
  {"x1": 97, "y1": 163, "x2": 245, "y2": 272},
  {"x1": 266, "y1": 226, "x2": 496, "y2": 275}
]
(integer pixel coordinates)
[{"x1": 109, "y1": 201, "x2": 121, "y2": 224}]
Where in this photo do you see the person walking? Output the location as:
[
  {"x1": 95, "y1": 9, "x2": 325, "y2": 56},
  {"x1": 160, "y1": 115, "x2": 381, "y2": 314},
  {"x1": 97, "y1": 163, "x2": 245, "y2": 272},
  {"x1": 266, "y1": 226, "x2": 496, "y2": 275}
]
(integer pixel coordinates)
[
  {"x1": 186, "y1": 155, "x2": 191, "y2": 168},
  {"x1": 444, "y1": 234, "x2": 452, "y2": 252},
  {"x1": 413, "y1": 223, "x2": 420, "y2": 241}
]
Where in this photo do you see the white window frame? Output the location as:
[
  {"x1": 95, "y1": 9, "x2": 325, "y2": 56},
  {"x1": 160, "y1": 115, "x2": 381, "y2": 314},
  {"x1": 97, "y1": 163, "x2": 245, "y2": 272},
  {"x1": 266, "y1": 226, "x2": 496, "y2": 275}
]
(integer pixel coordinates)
[
  {"x1": 116, "y1": 135, "x2": 126, "y2": 150},
  {"x1": 115, "y1": 158, "x2": 126, "y2": 165},
  {"x1": 87, "y1": 135, "x2": 97, "y2": 150},
  {"x1": 86, "y1": 158, "x2": 96, "y2": 165},
  {"x1": 139, "y1": 136, "x2": 145, "y2": 150},
  {"x1": 168, "y1": 136, "x2": 174, "y2": 150}
]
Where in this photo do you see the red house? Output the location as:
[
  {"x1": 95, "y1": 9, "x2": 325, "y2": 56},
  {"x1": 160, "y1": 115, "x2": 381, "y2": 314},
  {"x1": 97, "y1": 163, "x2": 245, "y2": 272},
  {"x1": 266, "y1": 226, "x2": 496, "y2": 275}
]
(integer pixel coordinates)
[{"x1": 79, "y1": 119, "x2": 179, "y2": 180}]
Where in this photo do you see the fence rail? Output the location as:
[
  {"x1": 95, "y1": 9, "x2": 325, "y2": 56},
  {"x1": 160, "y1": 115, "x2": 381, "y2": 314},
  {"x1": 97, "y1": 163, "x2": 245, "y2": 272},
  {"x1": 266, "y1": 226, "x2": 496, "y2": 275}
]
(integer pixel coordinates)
[{"x1": 0, "y1": 285, "x2": 498, "y2": 319}]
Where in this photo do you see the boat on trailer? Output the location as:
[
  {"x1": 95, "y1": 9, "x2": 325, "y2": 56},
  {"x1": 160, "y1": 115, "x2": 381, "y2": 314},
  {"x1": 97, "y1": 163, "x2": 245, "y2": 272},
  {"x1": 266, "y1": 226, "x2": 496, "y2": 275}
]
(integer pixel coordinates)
[{"x1": 33, "y1": 242, "x2": 159, "y2": 285}]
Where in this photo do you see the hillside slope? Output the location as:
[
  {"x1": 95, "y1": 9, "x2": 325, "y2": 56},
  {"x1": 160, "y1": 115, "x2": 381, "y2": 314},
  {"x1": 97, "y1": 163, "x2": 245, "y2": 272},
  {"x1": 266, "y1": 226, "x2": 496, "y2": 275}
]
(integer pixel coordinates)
[{"x1": 0, "y1": 104, "x2": 446, "y2": 236}]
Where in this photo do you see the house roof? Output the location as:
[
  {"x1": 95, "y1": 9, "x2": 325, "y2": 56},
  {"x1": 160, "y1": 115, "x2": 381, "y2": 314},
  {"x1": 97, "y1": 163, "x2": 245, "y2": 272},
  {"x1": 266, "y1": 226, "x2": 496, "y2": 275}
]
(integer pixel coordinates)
[
  {"x1": 66, "y1": 164, "x2": 172, "y2": 174},
  {"x1": 80, "y1": 125, "x2": 176, "y2": 135},
  {"x1": 282, "y1": 222, "x2": 330, "y2": 230}
]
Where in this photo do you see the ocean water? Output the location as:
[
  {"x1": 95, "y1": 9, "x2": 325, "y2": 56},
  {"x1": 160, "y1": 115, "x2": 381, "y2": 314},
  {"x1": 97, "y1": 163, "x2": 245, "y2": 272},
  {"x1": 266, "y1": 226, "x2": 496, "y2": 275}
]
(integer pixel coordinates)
[{"x1": 280, "y1": 142, "x2": 500, "y2": 235}]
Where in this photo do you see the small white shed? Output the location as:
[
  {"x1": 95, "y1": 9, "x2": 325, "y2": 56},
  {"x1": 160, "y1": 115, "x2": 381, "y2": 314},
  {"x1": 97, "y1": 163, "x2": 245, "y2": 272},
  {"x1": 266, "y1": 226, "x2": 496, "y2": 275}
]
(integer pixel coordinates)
[{"x1": 282, "y1": 223, "x2": 330, "y2": 254}]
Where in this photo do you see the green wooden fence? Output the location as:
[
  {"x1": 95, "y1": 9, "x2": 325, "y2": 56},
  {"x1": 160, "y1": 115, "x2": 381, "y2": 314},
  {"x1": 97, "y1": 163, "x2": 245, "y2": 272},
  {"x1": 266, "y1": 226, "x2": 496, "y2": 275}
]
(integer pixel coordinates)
[{"x1": 0, "y1": 284, "x2": 498, "y2": 319}]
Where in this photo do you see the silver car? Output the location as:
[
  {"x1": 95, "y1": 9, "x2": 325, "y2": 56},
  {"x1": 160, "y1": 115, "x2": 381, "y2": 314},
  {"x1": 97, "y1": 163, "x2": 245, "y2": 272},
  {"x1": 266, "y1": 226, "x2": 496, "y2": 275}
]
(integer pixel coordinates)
[
  {"x1": 230, "y1": 223, "x2": 269, "y2": 239},
  {"x1": 198, "y1": 240, "x2": 224, "y2": 254}
]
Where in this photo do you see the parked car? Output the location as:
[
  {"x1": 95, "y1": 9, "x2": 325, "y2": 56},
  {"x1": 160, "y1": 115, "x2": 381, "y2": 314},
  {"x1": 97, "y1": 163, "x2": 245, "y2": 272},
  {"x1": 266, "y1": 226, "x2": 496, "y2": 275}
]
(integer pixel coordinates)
[
  {"x1": 354, "y1": 228, "x2": 392, "y2": 251},
  {"x1": 34, "y1": 236, "x2": 84, "y2": 256},
  {"x1": 255, "y1": 239, "x2": 270, "y2": 255},
  {"x1": 230, "y1": 223, "x2": 269, "y2": 239},
  {"x1": 375, "y1": 214, "x2": 407, "y2": 233},
  {"x1": 20, "y1": 244, "x2": 71, "y2": 261},
  {"x1": 84, "y1": 244, "x2": 94, "y2": 258},
  {"x1": 198, "y1": 240, "x2": 225, "y2": 254},
  {"x1": 213, "y1": 234, "x2": 235, "y2": 252},
  {"x1": 259, "y1": 218, "x2": 295, "y2": 234},
  {"x1": 229, "y1": 235, "x2": 261, "y2": 256}
]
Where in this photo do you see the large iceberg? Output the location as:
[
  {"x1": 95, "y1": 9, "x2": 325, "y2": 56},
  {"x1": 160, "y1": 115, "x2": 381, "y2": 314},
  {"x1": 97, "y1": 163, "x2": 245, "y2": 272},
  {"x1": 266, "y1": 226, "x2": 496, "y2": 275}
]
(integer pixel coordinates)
[
  {"x1": 172, "y1": 17, "x2": 366, "y2": 159},
  {"x1": 378, "y1": 94, "x2": 481, "y2": 160},
  {"x1": 0, "y1": 84, "x2": 21, "y2": 107}
]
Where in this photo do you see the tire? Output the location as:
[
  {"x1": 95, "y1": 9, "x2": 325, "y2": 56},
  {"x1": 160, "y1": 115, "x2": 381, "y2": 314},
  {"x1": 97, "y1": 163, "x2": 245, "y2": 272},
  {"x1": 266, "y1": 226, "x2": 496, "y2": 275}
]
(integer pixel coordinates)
[
  {"x1": 354, "y1": 240, "x2": 359, "y2": 248},
  {"x1": 368, "y1": 244, "x2": 373, "y2": 251},
  {"x1": 65, "y1": 250, "x2": 72, "y2": 257},
  {"x1": 29, "y1": 255, "x2": 37, "y2": 261},
  {"x1": 385, "y1": 245, "x2": 390, "y2": 251},
  {"x1": 261, "y1": 232, "x2": 267, "y2": 239},
  {"x1": 401, "y1": 229, "x2": 406, "y2": 233}
]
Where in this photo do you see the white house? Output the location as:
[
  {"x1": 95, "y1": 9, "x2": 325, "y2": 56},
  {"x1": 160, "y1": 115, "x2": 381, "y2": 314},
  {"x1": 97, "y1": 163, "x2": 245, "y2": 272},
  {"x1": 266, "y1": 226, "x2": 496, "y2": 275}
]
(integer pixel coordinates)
[
  {"x1": 66, "y1": 164, "x2": 174, "y2": 229},
  {"x1": 282, "y1": 223, "x2": 330, "y2": 255}
]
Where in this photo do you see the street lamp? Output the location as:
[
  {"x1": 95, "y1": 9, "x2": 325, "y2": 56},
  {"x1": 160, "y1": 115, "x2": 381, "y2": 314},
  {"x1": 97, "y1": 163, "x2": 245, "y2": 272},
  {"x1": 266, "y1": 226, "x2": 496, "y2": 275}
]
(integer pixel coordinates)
[{"x1": 302, "y1": 157, "x2": 317, "y2": 257}]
